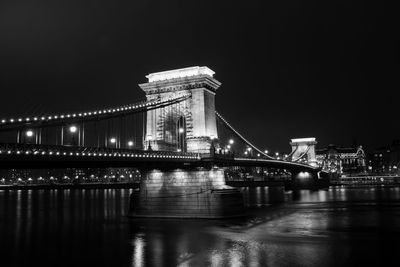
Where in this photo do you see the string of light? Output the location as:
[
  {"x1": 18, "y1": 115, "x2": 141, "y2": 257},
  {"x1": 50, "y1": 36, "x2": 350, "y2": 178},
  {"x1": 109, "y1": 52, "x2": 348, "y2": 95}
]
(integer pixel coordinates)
[{"x1": 0, "y1": 94, "x2": 191, "y2": 127}]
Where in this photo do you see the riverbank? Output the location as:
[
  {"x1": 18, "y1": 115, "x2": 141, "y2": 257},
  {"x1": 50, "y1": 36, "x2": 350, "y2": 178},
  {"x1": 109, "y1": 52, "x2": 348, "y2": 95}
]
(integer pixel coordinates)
[{"x1": 0, "y1": 182, "x2": 140, "y2": 190}]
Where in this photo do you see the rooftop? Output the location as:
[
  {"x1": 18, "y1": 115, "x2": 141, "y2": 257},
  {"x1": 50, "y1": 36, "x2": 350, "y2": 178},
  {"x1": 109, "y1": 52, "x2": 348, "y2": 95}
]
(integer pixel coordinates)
[
  {"x1": 145, "y1": 66, "x2": 215, "y2": 83},
  {"x1": 291, "y1": 137, "x2": 316, "y2": 143}
]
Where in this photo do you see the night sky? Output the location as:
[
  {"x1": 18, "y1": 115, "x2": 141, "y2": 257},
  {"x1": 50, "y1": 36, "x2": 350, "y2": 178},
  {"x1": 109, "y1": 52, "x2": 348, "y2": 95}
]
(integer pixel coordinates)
[{"x1": 0, "y1": 0, "x2": 397, "y2": 153}]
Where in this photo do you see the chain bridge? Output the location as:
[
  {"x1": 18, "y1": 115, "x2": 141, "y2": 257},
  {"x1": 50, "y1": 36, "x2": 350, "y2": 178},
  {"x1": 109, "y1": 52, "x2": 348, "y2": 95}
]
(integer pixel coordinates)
[{"x1": 0, "y1": 66, "x2": 326, "y2": 218}]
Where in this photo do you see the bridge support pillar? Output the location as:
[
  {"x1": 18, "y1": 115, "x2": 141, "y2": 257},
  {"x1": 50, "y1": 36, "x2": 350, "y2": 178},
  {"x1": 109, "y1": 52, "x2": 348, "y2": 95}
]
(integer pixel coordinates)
[
  {"x1": 139, "y1": 66, "x2": 221, "y2": 154},
  {"x1": 288, "y1": 170, "x2": 329, "y2": 188},
  {"x1": 129, "y1": 168, "x2": 244, "y2": 219},
  {"x1": 290, "y1": 137, "x2": 318, "y2": 166}
]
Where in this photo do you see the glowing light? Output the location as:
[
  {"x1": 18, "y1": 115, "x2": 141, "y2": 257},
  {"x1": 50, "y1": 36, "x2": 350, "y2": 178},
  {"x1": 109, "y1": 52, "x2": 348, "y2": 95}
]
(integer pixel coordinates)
[
  {"x1": 69, "y1": 126, "x2": 77, "y2": 133},
  {"x1": 247, "y1": 147, "x2": 252, "y2": 151},
  {"x1": 229, "y1": 139, "x2": 234, "y2": 145},
  {"x1": 179, "y1": 128, "x2": 184, "y2": 133},
  {"x1": 227, "y1": 145, "x2": 231, "y2": 149},
  {"x1": 128, "y1": 141, "x2": 134, "y2": 147},
  {"x1": 26, "y1": 130, "x2": 34, "y2": 137},
  {"x1": 264, "y1": 150, "x2": 268, "y2": 154},
  {"x1": 110, "y1": 138, "x2": 117, "y2": 144}
]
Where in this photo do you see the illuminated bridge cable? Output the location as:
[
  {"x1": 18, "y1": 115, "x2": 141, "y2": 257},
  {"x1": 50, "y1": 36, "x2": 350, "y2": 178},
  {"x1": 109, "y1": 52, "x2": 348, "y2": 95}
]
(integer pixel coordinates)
[
  {"x1": 0, "y1": 94, "x2": 191, "y2": 131},
  {"x1": 215, "y1": 111, "x2": 275, "y2": 160}
]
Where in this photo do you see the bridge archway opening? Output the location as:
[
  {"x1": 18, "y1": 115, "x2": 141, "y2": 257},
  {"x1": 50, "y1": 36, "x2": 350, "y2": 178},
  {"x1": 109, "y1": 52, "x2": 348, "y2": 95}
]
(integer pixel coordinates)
[{"x1": 163, "y1": 112, "x2": 187, "y2": 152}]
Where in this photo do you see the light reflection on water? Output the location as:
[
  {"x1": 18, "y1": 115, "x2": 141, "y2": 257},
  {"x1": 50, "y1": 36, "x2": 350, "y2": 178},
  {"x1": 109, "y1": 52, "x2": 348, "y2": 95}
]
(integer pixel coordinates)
[{"x1": 1, "y1": 186, "x2": 400, "y2": 267}]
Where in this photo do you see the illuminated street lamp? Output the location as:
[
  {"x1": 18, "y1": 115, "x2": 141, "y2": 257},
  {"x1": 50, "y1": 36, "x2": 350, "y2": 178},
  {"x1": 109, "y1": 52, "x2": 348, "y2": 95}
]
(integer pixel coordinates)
[
  {"x1": 69, "y1": 126, "x2": 77, "y2": 133},
  {"x1": 147, "y1": 135, "x2": 153, "y2": 150},
  {"x1": 209, "y1": 135, "x2": 216, "y2": 155},
  {"x1": 178, "y1": 128, "x2": 185, "y2": 152},
  {"x1": 128, "y1": 141, "x2": 134, "y2": 147},
  {"x1": 26, "y1": 130, "x2": 34, "y2": 137},
  {"x1": 229, "y1": 139, "x2": 234, "y2": 145},
  {"x1": 69, "y1": 125, "x2": 78, "y2": 146},
  {"x1": 264, "y1": 150, "x2": 269, "y2": 154}
]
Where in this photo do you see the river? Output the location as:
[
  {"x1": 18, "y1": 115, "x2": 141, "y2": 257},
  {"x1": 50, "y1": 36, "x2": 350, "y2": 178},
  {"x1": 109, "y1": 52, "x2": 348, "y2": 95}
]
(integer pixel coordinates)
[{"x1": 1, "y1": 186, "x2": 400, "y2": 266}]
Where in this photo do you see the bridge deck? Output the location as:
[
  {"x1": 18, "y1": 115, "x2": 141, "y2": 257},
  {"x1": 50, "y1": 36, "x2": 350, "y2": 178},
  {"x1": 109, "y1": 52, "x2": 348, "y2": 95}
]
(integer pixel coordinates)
[{"x1": 0, "y1": 143, "x2": 319, "y2": 172}]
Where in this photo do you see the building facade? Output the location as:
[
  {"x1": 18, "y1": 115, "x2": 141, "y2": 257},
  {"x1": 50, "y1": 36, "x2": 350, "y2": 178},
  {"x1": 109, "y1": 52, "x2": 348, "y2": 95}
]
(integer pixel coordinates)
[
  {"x1": 316, "y1": 144, "x2": 367, "y2": 175},
  {"x1": 370, "y1": 140, "x2": 400, "y2": 173}
]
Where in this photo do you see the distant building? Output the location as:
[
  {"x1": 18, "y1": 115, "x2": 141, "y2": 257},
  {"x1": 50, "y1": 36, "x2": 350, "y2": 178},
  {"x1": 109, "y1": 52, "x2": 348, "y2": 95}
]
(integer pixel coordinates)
[
  {"x1": 370, "y1": 140, "x2": 400, "y2": 173},
  {"x1": 316, "y1": 144, "x2": 366, "y2": 175}
]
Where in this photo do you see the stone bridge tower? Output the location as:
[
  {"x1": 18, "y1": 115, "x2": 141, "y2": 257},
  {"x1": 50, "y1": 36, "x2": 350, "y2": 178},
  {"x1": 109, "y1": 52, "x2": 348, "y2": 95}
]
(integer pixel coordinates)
[
  {"x1": 139, "y1": 66, "x2": 221, "y2": 153},
  {"x1": 290, "y1": 137, "x2": 318, "y2": 166}
]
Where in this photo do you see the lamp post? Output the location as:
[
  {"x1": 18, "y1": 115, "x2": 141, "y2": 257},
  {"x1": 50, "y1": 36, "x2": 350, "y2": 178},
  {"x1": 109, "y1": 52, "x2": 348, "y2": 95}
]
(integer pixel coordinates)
[
  {"x1": 110, "y1": 137, "x2": 117, "y2": 149},
  {"x1": 178, "y1": 127, "x2": 185, "y2": 152},
  {"x1": 147, "y1": 135, "x2": 152, "y2": 151},
  {"x1": 23, "y1": 130, "x2": 34, "y2": 144},
  {"x1": 228, "y1": 139, "x2": 235, "y2": 156},
  {"x1": 210, "y1": 135, "x2": 215, "y2": 156},
  {"x1": 69, "y1": 126, "x2": 77, "y2": 146},
  {"x1": 247, "y1": 147, "x2": 252, "y2": 157}
]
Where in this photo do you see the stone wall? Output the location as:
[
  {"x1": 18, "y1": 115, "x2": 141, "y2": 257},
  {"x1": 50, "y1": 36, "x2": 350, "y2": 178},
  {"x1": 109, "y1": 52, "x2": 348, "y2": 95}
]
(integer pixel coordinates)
[{"x1": 129, "y1": 168, "x2": 245, "y2": 218}]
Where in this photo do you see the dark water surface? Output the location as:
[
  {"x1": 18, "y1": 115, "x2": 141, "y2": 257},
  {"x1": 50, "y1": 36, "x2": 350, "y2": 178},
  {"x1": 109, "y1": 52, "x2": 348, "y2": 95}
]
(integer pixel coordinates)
[{"x1": 1, "y1": 186, "x2": 400, "y2": 267}]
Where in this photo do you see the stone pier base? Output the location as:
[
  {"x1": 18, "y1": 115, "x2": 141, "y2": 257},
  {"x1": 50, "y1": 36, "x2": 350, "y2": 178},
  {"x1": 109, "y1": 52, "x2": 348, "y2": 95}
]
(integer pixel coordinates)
[
  {"x1": 129, "y1": 168, "x2": 244, "y2": 219},
  {"x1": 286, "y1": 170, "x2": 329, "y2": 189}
]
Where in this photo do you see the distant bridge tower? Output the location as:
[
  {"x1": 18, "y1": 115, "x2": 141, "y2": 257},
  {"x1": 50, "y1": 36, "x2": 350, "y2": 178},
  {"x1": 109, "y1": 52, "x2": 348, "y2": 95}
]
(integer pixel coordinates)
[
  {"x1": 290, "y1": 137, "x2": 318, "y2": 166},
  {"x1": 139, "y1": 66, "x2": 221, "y2": 153}
]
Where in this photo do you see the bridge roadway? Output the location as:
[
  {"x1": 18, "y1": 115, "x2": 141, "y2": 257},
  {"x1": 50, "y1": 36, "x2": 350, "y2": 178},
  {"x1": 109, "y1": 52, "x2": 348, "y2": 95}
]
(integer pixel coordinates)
[{"x1": 0, "y1": 143, "x2": 319, "y2": 173}]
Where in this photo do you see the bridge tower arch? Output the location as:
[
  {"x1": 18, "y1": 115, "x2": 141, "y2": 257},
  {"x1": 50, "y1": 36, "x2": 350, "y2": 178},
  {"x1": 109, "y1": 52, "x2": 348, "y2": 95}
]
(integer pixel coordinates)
[{"x1": 139, "y1": 66, "x2": 221, "y2": 153}]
